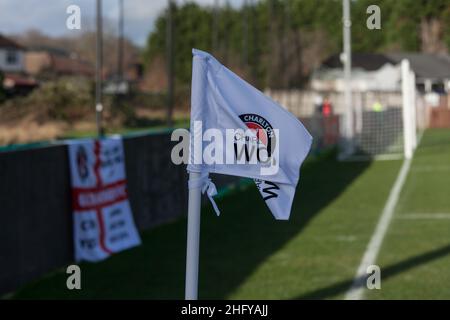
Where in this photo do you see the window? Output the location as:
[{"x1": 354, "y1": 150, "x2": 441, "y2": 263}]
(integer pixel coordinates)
[{"x1": 6, "y1": 50, "x2": 18, "y2": 65}]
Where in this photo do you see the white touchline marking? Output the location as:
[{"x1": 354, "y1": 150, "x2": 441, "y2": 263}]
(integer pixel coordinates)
[
  {"x1": 397, "y1": 213, "x2": 450, "y2": 220},
  {"x1": 345, "y1": 158, "x2": 412, "y2": 300}
]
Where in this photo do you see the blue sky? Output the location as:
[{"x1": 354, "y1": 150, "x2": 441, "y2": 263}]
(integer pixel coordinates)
[{"x1": 0, "y1": 0, "x2": 244, "y2": 47}]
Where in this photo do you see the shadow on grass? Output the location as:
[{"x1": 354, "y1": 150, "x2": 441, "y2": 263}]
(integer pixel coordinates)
[
  {"x1": 294, "y1": 243, "x2": 450, "y2": 299},
  {"x1": 12, "y1": 151, "x2": 370, "y2": 299},
  {"x1": 198, "y1": 151, "x2": 371, "y2": 299}
]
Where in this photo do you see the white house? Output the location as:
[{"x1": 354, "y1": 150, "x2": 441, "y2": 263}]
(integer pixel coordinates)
[
  {"x1": 311, "y1": 52, "x2": 450, "y2": 94},
  {"x1": 311, "y1": 63, "x2": 401, "y2": 92},
  {"x1": 0, "y1": 34, "x2": 25, "y2": 73}
]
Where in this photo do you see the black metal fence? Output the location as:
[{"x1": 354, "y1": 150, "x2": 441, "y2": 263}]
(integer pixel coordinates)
[{"x1": 0, "y1": 131, "x2": 190, "y2": 295}]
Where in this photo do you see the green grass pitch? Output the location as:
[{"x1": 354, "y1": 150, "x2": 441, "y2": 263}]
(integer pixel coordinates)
[{"x1": 10, "y1": 128, "x2": 450, "y2": 299}]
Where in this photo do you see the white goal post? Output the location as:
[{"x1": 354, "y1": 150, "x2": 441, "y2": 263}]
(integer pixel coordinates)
[
  {"x1": 338, "y1": 59, "x2": 421, "y2": 161},
  {"x1": 401, "y1": 59, "x2": 418, "y2": 159}
]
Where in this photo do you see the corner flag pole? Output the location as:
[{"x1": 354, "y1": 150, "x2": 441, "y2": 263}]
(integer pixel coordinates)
[{"x1": 185, "y1": 171, "x2": 202, "y2": 300}]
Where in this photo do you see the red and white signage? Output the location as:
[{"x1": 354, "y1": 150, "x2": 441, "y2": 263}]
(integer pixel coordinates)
[{"x1": 67, "y1": 137, "x2": 141, "y2": 262}]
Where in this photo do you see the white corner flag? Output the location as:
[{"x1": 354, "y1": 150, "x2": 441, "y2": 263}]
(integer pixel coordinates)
[
  {"x1": 188, "y1": 49, "x2": 312, "y2": 220},
  {"x1": 185, "y1": 49, "x2": 312, "y2": 299}
]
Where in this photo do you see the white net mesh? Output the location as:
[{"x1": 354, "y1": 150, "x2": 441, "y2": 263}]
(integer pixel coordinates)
[
  {"x1": 266, "y1": 61, "x2": 427, "y2": 161},
  {"x1": 353, "y1": 106, "x2": 404, "y2": 156},
  {"x1": 346, "y1": 92, "x2": 405, "y2": 159}
]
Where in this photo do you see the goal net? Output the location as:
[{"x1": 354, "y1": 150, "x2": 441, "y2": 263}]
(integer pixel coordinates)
[{"x1": 339, "y1": 59, "x2": 424, "y2": 161}]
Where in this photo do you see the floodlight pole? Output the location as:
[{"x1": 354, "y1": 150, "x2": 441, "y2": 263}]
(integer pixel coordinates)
[
  {"x1": 212, "y1": 0, "x2": 219, "y2": 54},
  {"x1": 343, "y1": 0, "x2": 353, "y2": 155},
  {"x1": 96, "y1": 0, "x2": 104, "y2": 137},
  {"x1": 166, "y1": 0, "x2": 175, "y2": 127},
  {"x1": 242, "y1": 0, "x2": 249, "y2": 66},
  {"x1": 118, "y1": 0, "x2": 124, "y2": 82}
]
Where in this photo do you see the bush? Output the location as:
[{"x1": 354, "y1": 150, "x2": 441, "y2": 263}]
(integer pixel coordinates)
[{"x1": 34, "y1": 77, "x2": 94, "y2": 121}]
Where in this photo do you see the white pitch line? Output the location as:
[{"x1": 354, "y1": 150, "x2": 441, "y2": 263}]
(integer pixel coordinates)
[
  {"x1": 345, "y1": 158, "x2": 412, "y2": 300},
  {"x1": 397, "y1": 213, "x2": 450, "y2": 220}
]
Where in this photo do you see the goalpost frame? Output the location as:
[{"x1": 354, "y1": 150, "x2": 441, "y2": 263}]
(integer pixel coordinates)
[
  {"x1": 401, "y1": 59, "x2": 417, "y2": 160},
  {"x1": 337, "y1": 59, "x2": 419, "y2": 162}
]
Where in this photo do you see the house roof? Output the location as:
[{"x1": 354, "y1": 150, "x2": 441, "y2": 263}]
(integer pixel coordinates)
[
  {"x1": 386, "y1": 53, "x2": 450, "y2": 81},
  {"x1": 27, "y1": 45, "x2": 70, "y2": 57},
  {"x1": 321, "y1": 52, "x2": 450, "y2": 81},
  {"x1": 0, "y1": 34, "x2": 24, "y2": 50},
  {"x1": 322, "y1": 53, "x2": 395, "y2": 71}
]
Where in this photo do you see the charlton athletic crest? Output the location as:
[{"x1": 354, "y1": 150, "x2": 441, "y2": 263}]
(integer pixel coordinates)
[
  {"x1": 238, "y1": 113, "x2": 280, "y2": 201},
  {"x1": 238, "y1": 113, "x2": 276, "y2": 159}
]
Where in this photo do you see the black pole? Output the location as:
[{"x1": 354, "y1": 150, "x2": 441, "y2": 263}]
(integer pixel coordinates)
[
  {"x1": 221, "y1": 0, "x2": 232, "y2": 65},
  {"x1": 223, "y1": 0, "x2": 230, "y2": 64},
  {"x1": 118, "y1": 0, "x2": 124, "y2": 82},
  {"x1": 268, "y1": 0, "x2": 276, "y2": 89},
  {"x1": 96, "y1": 0, "x2": 103, "y2": 137},
  {"x1": 251, "y1": 0, "x2": 259, "y2": 86},
  {"x1": 242, "y1": 0, "x2": 249, "y2": 67},
  {"x1": 166, "y1": 0, "x2": 174, "y2": 127},
  {"x1": 212, "y1": 0, "x2": 219, "y2": 54},
  {"x1": 281, "y1": 0, "x2": 289, "y2": 88}
]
